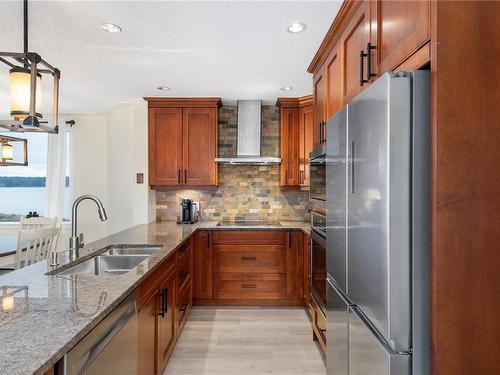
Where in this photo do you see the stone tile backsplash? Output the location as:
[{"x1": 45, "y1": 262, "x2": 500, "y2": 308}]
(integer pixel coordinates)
[{"x1": 155, "y1": 105, "x2": 310, "y2": 222}]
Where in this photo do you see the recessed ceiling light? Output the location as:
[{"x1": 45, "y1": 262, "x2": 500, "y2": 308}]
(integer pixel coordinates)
[
  {"x1": 157, "y1": 86, "x2": 170, "y2": 91},
  {"x1": 281, "y1": 86, "x2": 293, "y2": 91},
  {"x1": 287, "y1": 23, "x2": 306, "y2": 33},
  {"x1": 101, "y1": 23, "x2": 122, "y2": 33}
]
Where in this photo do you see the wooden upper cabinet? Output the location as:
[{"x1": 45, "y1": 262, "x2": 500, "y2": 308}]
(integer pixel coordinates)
[
  {"x1": 277, "y1": 96, "x2": 313, "y2": 189},
  {"x1": 325, "y1": 42, "x2": 342, "y2": 120},
  {"x1": 280, "y1": 107, "x2": 300, "y2": 188},
  {"x1": 376, "y1": 0, "x2": 430, "y2": 74},
  {"x1": 182, "y1": 108, "x2": 217, "y2": 186},
  {"x1": 299, "y1": 103, "x2": 313, "y2": 188},
  {"x1": 149, "y1": 108, "x2": 183, "y2": 186},
  {"x1": 145, "y1": 98, "x2": 221, "y2": 188},
  {"x1": 313, "y1": 69, "x2": 326, "y2": 148},
  {"x1": 341, "y1": 0, "x2": 372, "y2": 104}
]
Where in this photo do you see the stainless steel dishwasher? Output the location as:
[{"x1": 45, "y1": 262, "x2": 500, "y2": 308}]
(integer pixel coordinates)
[{"x1": 64, "y1": 291, "x2": 138, "y2": 374}]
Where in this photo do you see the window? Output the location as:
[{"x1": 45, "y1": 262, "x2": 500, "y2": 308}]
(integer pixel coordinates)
[{"x1": 0, "y1": 132, "x2": 71, "y2": 222}]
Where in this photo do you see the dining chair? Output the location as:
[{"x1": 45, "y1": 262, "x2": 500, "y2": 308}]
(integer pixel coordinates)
[
  {"x1": 14, "y1": 227, "x2": 60, "y2": 269},
  {"x1": 20, "y1": 216, "x2": 61, "y2": 252}
]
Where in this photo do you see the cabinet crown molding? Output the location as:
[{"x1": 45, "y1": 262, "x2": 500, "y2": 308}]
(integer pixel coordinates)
[
  {"x1": 307, "y1": 0, "x2": 358, "y2": 74},
  {"x1": 144, "y1": 97, "x2": 222, "y2": 108},
  {"x1": 276, "y1": 95, "x2": 313, "y2": 108}
]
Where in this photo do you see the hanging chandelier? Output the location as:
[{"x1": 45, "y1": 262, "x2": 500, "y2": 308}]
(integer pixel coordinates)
[{"x1": 0, "y1": 0, "x2": 60, "y2": 134}]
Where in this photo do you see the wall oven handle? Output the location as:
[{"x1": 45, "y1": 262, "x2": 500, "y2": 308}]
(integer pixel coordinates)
[{"x1": 310, "y1": 228, "x2": 326, "y2": 248}]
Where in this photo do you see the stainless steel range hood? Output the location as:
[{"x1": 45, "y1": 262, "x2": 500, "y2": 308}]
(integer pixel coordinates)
[{"x1": 215, "y1": 100, "x2": 281, "y2": 165}]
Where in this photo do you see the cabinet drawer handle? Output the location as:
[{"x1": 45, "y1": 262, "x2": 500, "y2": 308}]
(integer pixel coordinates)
[
  {"x1": 241, "y1": 284, "x2": 257, "y2": 289},
  {"x1": 241, "y1": 256, "x2": 257, "y2": 261}
]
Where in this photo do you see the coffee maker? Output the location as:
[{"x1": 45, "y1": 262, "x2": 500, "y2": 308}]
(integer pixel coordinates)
[{"x1": 177, "y1": 199, "x2": 198, "y2": 224}]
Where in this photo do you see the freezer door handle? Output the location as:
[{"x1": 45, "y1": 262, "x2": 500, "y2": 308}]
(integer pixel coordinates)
[
  {"x1": 350, "y1": 304, "x2": 412, "y2": 356},
  {"x1": 327, "y1": 276, "x2": 354, "y2": 307}
]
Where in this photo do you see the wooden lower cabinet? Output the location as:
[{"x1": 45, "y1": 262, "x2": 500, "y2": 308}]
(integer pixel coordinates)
[
  {"x1": 195, "y1": 230, "x2": 304, "y2": 306},
  {"x1": 194, "y1": 230, "x2": 213, "y2": 300},
  {"x1": 137, "y1": 242, "x2": 193, "y2": 375},
  {"x1": 157, "y1": 272, "x2": 176, "y2": 372},
  {"x1": 285, "y1": 231, "x2": 304, "y2": 299},
  {"x1": 312, "y1": 298, "x2": 327, "y2": 352}
]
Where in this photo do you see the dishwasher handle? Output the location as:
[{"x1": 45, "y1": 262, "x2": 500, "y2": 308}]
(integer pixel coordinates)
[{"x1": 71, "y1": 300, "x2": 136, "y2": 375}]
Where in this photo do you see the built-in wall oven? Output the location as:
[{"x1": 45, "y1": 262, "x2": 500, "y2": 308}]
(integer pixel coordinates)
[{"x1": 309, "y1": 146, "x2": 326, "y2": 202}]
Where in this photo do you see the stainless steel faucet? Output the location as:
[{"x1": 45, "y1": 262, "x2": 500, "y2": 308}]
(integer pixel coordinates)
[{"x1": 68, "y1": 195, "x2": 108, "y2": 261}]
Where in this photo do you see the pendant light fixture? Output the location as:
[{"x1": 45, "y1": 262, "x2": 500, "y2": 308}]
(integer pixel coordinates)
[
  {"x1": 0, "y1": 134, "x2": 28, "y2": 166},
  {"x1": 0, "y1": 0, "x2": 60, "y2": 134}
]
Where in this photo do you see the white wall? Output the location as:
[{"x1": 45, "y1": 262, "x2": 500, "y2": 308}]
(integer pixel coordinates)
[
  {"x1": 66, "y1": 99, "x2": 154, "y2": 242},
  {"x1": 69, "y1": 114, "x2": 109, "y2": 244}
]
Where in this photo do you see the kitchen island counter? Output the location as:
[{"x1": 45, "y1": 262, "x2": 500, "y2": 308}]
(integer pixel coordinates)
[{"x1": 0, "y1": 220, "x2": 309, "y2": 375}]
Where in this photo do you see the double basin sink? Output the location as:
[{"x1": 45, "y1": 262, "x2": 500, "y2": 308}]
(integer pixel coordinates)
[{"x1": 55, "y1": 246, "x2": 163, "y2": 277}]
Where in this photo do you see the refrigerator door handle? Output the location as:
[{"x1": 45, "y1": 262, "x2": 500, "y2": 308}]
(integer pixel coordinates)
[
  {"x1": 350, "y1": 140, "x2": 356, "y2": 193},
  {"x1": 350, "y1": 304, "x2": 412, "y2": 357}
]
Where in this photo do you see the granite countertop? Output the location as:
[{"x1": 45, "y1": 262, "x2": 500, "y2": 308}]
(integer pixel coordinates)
[{"x1": 0, "y1": 220, "x2": 309, "y2": 375}]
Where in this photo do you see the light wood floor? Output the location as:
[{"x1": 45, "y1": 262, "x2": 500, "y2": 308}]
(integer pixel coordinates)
[{"x1": 164, "y1": 307, "x2": 326, "y2": 375}]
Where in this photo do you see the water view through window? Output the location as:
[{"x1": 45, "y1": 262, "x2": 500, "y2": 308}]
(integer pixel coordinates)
[{"x1": 0, "y1": 132, "x2": 70, "y2": 222}]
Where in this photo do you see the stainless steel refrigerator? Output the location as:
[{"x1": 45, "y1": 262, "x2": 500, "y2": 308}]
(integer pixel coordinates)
[{"x1": 326, "y1": 71, "x2": 430, "y2": 375}]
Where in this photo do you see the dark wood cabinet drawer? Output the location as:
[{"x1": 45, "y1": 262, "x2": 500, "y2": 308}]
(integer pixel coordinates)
[
  {"x1": 176, "y1": 281, "x2": 192, "y2": 332},
  {"x1": 138, "y1": 255, "x2": 175, "y2": 308},
  {"x1": 176, "y1": 250, "x2": 192, "y2": 295},
  {"x1": 213, "y1": 245, "x2": 285, "y2": 274},
  {"x1": 176, "y1": 239, "x2": 192, "y2": 262},
  {"x1": 214, "y1": 274, "x2": 285, "y2": 300},
  {"x1": 212, "y1": 230, "x2": 285, "y2": 245}
]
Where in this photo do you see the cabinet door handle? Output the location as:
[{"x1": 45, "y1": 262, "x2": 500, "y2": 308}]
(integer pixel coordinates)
[
  {"x1": 360, "y1": 50, "x2": 368, "y2": 86},
  {"x1": 158, "y1": 289, "x2": 165, "y2": 318},
  {"x1": 300, "y1": 170, "x2": 304, "y2": 184},
  {"x1": 163, "y1": 288, "x2": 168, "y2": 315},
  {"x1": 285, "y1": 170, "x2": 288, "y2": 183},
  {"x1": 322, "y1": 121, "x2": 326, "y2": 144},
  {"x1": 184, "y1": 169, "x2": 187, "y2": 183},
  {"x1": 241, "y1": 284, "x2": 257, "y2": 289},
  {"x1": 288, "y1": 232, "x2": 292, "y2": 248},
  {"x1": 319, "y1": 121, "x2": 324, "y2": 143},
  {"x1": 241, "y1": 256, "x2": 257, "y2": 261},
  {"x1": 366, "y1": 42, "x2": 376, "y2": 80}
]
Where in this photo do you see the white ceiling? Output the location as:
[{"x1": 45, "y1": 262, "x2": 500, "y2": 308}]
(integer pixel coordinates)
[{"x1": 0, "y1": 1, "x2": 341, "y2": 115}]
